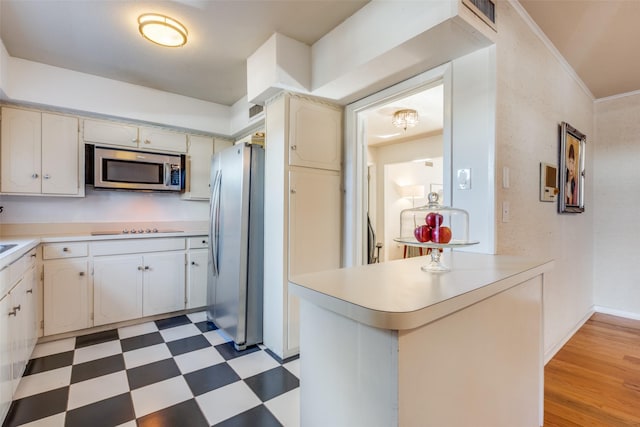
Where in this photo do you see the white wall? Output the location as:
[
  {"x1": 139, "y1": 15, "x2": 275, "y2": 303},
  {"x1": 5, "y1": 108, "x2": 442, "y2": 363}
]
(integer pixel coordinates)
[
  {"x1": 0, "y1": 188, "x2": 208, "y2": 224},
  {"x1": 593, "y1": 92, "x2": 640, "y2": 318},
  {"x1": 2, "y1": 56, "x2": 231, "y2": 135},
  {"x1": 495, "y1": 1, "x2": 594, "y2": 360}
]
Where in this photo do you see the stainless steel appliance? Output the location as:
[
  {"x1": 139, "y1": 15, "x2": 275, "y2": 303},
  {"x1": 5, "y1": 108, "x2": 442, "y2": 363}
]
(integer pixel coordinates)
[
  {"x1": 86, "y1": 145, "x2": 185, "y2": 192},
  {"x1": 207, "y1": 143, "x2": 264, "y2": 350}
]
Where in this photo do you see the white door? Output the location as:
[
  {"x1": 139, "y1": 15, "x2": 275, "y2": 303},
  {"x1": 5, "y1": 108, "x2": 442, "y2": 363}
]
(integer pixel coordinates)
[
  {"x1": 0, "y1": 108, "x2": 41, "y2": 193},
  {"x1": 142, "y1": 252, "x2": 185, "y2": 316},
  {"x1": 21, "y1": 266, "x2": 38, "y2": 356},
  {"x1": 187, "y1": 250, "x2": 208, "y2": 309},
  {"x1": 83, "y1": 119, "x2": 138, "y2": 148},
  {"x1": 41, "y1": 113, "x2": 79, "y2": 195},
  {"x1": 185, "y1": 135, "x2": 213, "y2": 200},
  {"x1": 139, "y1": 127, "x2": 187, "y2": 153},
  {"x1": 0, "y1": 294, "x2": 12, "y2": 421},
  {"x1": 94, "y1": 255, "x2": 143, "y2": 326},
  {"x1": 43, "y1": 259, "x2": 91, "y2": 335}
]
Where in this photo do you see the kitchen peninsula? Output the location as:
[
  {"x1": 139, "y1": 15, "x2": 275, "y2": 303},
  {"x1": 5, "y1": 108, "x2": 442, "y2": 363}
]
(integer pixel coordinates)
[{"x1": 289, "y1": 252, "x2": 553, "y2": 427}]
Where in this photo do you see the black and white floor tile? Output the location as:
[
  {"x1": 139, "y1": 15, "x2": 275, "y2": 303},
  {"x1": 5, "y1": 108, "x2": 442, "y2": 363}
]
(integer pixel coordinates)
[{"x1": 3, "y1": 312, "x2": 300, "y2": 427}]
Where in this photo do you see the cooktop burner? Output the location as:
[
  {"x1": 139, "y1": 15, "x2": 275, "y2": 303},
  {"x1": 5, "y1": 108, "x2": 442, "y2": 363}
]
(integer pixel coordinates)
[{"x1": 90, "y1": 229, "x2": 184, "y2": 236}]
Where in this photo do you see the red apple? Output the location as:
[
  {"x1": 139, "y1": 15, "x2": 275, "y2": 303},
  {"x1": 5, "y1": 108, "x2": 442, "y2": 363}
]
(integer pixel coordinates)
[
  {"x1": 431, "y1": 226, "x2": 452, "y2": 244},
  {"x1": 425, "y1": 212, "x2": 443, "y2": 228},
  {"x1": 414, "y1": 225, "x2": 431, "y2": 242}
]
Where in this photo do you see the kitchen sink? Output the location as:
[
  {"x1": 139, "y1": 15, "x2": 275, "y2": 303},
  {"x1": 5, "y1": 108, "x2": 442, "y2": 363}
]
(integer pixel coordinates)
[{"x1": 0, "y1": 244, "x2": 17, "y2": 254}]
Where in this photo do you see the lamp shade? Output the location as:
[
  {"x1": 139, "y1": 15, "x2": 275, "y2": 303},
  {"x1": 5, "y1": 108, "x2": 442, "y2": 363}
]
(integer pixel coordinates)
[{"x1": 138, "y1": 13, "x2": 188, "y2": 47}]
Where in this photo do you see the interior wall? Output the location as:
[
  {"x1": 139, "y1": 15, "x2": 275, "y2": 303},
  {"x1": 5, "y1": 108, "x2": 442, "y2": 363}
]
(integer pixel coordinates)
[
  {"x1": 495, "y1": 1, "x2": 594, "y2": 360},
  {"x1": 0, "y1": 188, "x2": 208, "y2": 225},
  {"x1": 593, "y1": 92, "x2": 640, "y2": 317}
]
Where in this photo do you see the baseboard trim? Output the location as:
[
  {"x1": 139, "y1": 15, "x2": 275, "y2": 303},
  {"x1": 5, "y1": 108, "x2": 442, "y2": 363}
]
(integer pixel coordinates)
[
  {"x1": 544, "y1": 308, "x2": 594, "y2": 365},
  {"x1": 593, "y1": 305, "x2": 640, "y2": 321}
]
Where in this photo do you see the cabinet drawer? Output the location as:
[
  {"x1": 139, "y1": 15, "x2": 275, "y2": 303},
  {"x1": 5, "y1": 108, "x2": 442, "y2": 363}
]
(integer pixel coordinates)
[
  {"x1": 9, "y1": 248, "x2": 37, "y2": 287},
  {"x1": 43, "y1": 243, "x2": 88, "y2": 260},
  {"x1": 91, "y1": 238, "x2": 186, "y2": 256},
  {"x1": 188, "y1": 237, "x2": 209, "y2": 249}
]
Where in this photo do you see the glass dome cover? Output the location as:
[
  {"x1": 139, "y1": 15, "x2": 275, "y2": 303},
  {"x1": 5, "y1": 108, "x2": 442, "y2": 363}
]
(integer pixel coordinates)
[{"x1": 394, "y1": 192, "x2": 478, "y2": 272}]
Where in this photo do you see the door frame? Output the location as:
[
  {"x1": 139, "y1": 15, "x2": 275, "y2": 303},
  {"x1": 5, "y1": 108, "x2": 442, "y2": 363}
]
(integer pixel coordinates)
[{"x1": 343, "y1": 64, "x2": 453, "y2": 267}]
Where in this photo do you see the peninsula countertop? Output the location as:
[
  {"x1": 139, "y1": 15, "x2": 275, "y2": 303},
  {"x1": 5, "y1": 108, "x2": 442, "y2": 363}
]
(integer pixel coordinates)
[{"x1": 289, "y1": 252, "x2": 554, "y2": 331}]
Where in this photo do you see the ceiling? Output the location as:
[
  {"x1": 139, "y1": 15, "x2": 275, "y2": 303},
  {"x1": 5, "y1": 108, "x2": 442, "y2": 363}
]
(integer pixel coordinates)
[
  {"x1": 0, "y1": 0, "x2": 368, "y2": 106},
  {"x1": 1, "y1": 1, "x2": 637, "y2": 109}
]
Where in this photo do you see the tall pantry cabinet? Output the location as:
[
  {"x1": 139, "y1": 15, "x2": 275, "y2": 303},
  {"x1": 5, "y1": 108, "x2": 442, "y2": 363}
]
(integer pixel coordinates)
[{"x1": 263, "y1": 93, "x2": 342, "y2": 360}]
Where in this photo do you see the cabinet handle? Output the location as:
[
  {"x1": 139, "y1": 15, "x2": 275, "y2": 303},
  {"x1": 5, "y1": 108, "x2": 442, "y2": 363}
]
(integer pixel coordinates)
[
  {"x1": 144, "y1": 139, "x2": 151, "y2": 144},
  {"x1": 26, "y1": 289, "x2": 33, "y2": 294},
  {"x1": 290, "y1": 189, "x2": 296, "y2": 194},
  {"x1": 79, "y1": 272, "x2": 85, "y2": 276},
  {"x1": 43, "y1": 174, "x2": 51, "y2": 179},
  {"x1": 30, "y1": 253, "x2": 36, "y2": 258},
  {"x1": 138, "y1": 266, "x2": 144, "y2": 271},
  {"x1": 131, "y1": 138, "x2": 138, "y2": 143},
  {"x1": 291, "y1": 145, "x2": 297, "y2": 150},
  {"x1": 144, "y1": 266, "x2": 150, "y2": 270},
  {"x1": 13, "y1": 305, "x2": 21, "y2": 312},
  {"x1": 191, "y1": 261, "x2": 198, "y2": 266},
  {"x1": 8, "y1": 310, "x2": 16, "y2": 317},
  {"x1": 202, "y1": 240, "x2": 206, "y2": 244},
  {"x1": 63, "y1": 247, "x2": 69, "y2": 252},
  {"x1": 31, "y1": 173, "x2": 39, "y2": 179}
]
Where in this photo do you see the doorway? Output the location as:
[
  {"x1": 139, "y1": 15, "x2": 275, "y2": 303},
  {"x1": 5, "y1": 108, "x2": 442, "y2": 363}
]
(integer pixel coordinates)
[{"x1": 344, "y1": 65, "x2": 451, "y2": 266}]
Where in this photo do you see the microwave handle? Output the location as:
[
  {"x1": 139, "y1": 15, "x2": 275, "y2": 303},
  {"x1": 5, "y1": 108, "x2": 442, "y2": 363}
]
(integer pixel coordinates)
[{"x1": 164, "y1": 163, "x2": 171, "y2": 186}]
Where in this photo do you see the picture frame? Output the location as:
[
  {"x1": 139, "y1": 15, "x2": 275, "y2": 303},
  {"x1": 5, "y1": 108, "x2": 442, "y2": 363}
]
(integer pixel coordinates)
[{"x1": 558, "y1": 122, "x2": 586, "y2": 213}]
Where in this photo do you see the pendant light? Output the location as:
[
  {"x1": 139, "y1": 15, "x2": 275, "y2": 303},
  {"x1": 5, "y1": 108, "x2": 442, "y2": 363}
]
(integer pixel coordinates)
[{"x1": 392, "y1": 109, "x2": 419, "y2": 131}]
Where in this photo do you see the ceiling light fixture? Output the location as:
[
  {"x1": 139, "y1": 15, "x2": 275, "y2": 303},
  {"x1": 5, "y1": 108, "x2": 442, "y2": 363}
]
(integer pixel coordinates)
[
  {"x1": 138, "y1": 13, "x2": 188, "y2": 47},
  {"x1": 392, "y1": 109, "x2": 419, "y2": 131}
]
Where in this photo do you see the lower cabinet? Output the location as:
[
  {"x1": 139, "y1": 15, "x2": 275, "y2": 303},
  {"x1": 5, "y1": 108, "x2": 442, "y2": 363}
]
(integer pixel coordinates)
[
  {"x1": 0, "y1": 249, "x2": 38, "y2": 422},
  {"x1": 43, "y1": 259, "x2": 92, "y2": 335},
  {"x1": 93, "y1": 252, "x2": 185, "y2": 326},
  {"x1": 187, "y1": 249, "x2": 208, "y2": 309}
]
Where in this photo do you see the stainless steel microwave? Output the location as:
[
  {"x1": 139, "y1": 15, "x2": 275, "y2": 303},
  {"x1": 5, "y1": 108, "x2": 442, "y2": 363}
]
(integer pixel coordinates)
[{"x1": 86, "y1": 145, "x2": 185, "y2": 192}]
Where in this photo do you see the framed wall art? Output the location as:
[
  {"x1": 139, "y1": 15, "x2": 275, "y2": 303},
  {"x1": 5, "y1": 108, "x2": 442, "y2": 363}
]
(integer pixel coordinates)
[{"x1": 558, "y1": 122, "x2": 586, "y2": 213}]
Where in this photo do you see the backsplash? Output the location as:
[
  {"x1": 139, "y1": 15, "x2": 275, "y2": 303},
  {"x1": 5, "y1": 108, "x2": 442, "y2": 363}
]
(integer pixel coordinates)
[{"x1": 0, "y1": 187, "x2": 208, "y2": 225}]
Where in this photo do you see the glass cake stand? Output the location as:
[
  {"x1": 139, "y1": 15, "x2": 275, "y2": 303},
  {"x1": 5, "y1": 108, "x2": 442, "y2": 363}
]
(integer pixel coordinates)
[{"x1": 393, "y1": 239, "x2": 479, "y2": 272}]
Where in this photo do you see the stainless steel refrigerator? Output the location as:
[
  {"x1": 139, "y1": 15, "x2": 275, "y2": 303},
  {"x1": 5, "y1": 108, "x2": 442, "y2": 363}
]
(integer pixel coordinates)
[{"x1": 207, "y1": 143, "x2": 264, "y2": 350}]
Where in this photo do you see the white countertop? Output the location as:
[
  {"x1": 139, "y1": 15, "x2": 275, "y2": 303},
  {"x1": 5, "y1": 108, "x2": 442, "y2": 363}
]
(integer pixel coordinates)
[
  {"x1": 289, "y1": 252, "x2": 554, "y2": 330},
  {"x1": 0, "y1": 230, "x2": 207, "y2": 270}
]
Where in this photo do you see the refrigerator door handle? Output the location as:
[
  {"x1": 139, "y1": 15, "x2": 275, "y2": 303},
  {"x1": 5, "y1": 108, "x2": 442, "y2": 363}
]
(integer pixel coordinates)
[{"x1": 210, "y1": 170, "x2": 222, "y2": 276}]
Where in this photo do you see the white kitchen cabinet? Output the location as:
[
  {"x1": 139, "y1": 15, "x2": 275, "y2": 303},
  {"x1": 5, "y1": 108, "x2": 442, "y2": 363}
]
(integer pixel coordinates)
[
  {"x1": 93, "y1": 255, "x2": 144, "y2": 326},
  {"x1": 1, "y1": 107, "x2": 81, "y2": 196},
  {"x1": 288, "y1": 97, "x2": 342, "y2": 171},
  {"x1": 83, "y1": 119, "x2": 138, "y2": 149},
  {"x1": 142, "y1": 252, "x2": 186, "y2": 316},
  {"x1": 263, "y1": 93, "x2": 343, "y2": 359},
  {"x1": 93, "y1": 239, "x2": 186, "y2": 326},
  {"x1": 187, "y1": 249, "x2": 208, "y2": 309},
  {"x1": 0, "y1": 247, "x2": 38, "y2": 422},
  {"x1": 138, "y1": 127, "x2": 187, "y2": 153},
  {"x1": 182, "y1": 136, "x2": 233, "y2": 200},
  {"x1": 83, "y1": 118, "x2": 187, "y2": 153},
  {"x1": 43, "y1": 259, "x2": 92, "y2": 335}
]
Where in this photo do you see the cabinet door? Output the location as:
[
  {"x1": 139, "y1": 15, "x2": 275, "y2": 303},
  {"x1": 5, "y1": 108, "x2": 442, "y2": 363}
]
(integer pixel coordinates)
[
  {"x1": 0, "y1": 294, "x2": 11, "y2": 422},
  {"x1": 139, "y1": 127, "x2": 187, "y2": 153},
  {"x1": 43, "y1": 259, "x2": 91, "y2": 335},
  {"x1": 183, "y1": 135, "x2": 213, "y2": 200},
  {"x1": 187, "y1": 250, "x2": 208, "y2": 309},
  {"x1": 142, "y1": 252, "x2": 186, "y2": 316},
  {"x1": 21, "y1": 266, "x2": 38, "y2": 358},
  {"x1": 94, "y1": 255, "x2": 143, "y2": 326},
  {"x1": 0, "y1": 107, "x2": 42, "y2": 193},
  {"x1": 289, "y1": 168, "x2": 342, "y2": 276},
  {"x1": 288, "y1": 98, "x2": 341, "y2": 171},
  {"x1": 9, "y1": 280, "x2": 26, "y2": 393},
  {"x1": 83, "y1": 119, "x2": 138, "y2": 148},
  {"x1": 41, "y1": 113, "x2": 80, "y2": 195}
]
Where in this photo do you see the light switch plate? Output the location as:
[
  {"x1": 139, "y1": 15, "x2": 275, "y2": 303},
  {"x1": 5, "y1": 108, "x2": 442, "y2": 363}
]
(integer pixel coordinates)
[{"x1": 457, "y1": 168, "x2": 471, "y2": 190}]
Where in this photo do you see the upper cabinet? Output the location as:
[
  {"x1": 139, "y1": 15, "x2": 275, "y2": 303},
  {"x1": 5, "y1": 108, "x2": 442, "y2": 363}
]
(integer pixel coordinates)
[
  {"x1": 83, "y1": 119, "x2": 187, "y2": 153},
  {"x1": 288, "y1": 97, "x2": 342, "y2": 171},
  {"x1": 1, "y1": 107, "x2": 82, "y2": 196},
  {"x1": 182, "y1": 135, "x2": 233, "y2": 201}
]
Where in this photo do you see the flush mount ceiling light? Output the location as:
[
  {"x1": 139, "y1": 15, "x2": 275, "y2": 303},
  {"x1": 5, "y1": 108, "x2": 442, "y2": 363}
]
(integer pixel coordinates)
[
  {"x1": 138, "y1": 13, "x2": 188, "y2": 47},
  {"x1": 392, "y1": 109, "x2": 419, "y2": 131}
]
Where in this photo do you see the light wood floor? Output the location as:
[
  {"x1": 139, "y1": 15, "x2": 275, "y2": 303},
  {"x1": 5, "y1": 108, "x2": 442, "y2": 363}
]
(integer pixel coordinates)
[{"x1": 544, "y1": 313, "x2": 640, "y2": 426}]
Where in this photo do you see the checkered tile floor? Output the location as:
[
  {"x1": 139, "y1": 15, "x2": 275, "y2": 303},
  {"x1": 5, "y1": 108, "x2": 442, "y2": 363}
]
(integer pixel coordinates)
[{"x1": 3, "y1": 311, "x2": 300, "y2": 427}]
